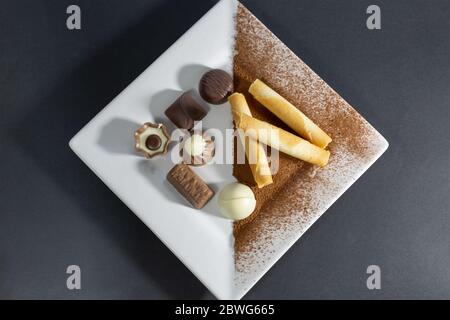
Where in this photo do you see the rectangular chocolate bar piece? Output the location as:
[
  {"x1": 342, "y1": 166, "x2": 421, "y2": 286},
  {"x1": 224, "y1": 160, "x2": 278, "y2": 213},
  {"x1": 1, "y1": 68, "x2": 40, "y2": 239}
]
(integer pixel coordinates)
[{"x1": 167, "y1": 163, "x2": 214, "y2": 209}]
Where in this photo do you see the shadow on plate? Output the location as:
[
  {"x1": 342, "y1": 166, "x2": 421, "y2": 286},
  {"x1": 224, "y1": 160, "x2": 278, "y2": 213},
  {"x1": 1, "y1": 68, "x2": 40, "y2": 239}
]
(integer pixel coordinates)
[
  {"x1": 98, "y1": 118, "x2": 140, "y2": 155},
  {"x1": 148, "y1": 88, "x2": 183, "y2": 132},
  {"x1": 12, "y1": 0, "x2": 219, "y2": 300},
  {"x1": 135, "y1": 159, "x2": 185, "y2": 206},
  {"x1": 178, "y1": 64, "x2": 211, "y2": 93}
]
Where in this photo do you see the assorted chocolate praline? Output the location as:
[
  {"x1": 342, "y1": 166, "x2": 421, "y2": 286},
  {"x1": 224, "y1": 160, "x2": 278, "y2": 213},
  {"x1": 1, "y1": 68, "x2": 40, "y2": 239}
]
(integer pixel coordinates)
[
  {"x1": 134, "y1": 69, "x2": 233, "y2": 210},
  {"x1": 199, "y1": 69, "x2": 233, "y2": 105},
  {"x1": 165, "y1": 92, "x2": 207, "y2": 130},
  {"x1": 134, "y1": 122, "x2": 170, "y2": 159}
]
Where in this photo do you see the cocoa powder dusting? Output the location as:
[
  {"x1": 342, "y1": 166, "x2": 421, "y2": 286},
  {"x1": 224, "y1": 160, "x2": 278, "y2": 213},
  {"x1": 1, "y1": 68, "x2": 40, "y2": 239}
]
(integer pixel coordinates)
[{"x1": 232, "y1": 3, "x2": 387, "y2": 285}]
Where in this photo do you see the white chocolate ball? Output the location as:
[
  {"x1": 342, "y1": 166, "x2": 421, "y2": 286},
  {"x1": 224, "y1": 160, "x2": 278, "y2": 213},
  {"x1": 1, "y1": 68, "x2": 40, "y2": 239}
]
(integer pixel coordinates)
[
  {"x1": 218, "y1": 183, "x2": 256, "y2": 220},
  {"x1": 184, "y1": 134, "x2": 205, "y2": 156}
]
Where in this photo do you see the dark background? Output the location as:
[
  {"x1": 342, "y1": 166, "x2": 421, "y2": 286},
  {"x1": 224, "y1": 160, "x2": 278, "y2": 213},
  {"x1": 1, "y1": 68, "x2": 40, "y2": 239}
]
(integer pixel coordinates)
[{"x1": 1, "y1": 0, "x2": 449, "y2": 299}]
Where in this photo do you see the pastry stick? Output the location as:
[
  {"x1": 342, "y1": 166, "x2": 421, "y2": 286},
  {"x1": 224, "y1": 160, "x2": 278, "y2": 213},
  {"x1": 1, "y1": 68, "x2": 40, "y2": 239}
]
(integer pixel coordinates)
[
  {"x1": 234, "y1": 112, "x2": 330, "y2": 167},
  {"x1": 229, "y1": 93, "x2": 273, "y2": 188},
  {"x1": 249, "y1": 79, "x2": 332, "y2": 148}
]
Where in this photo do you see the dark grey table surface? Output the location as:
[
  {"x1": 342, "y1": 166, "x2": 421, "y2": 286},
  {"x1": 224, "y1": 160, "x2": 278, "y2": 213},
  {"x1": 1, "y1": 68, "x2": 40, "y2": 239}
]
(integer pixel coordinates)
[{"x1": 1, "y1": 0, "x2": 449, "y2": 299}]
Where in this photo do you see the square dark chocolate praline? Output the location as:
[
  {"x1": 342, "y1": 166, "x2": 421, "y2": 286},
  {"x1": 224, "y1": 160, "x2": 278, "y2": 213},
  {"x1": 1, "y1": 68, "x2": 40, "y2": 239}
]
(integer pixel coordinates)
[{"x1": 165, "y1": 92, "x2": 207, "y2": 130}]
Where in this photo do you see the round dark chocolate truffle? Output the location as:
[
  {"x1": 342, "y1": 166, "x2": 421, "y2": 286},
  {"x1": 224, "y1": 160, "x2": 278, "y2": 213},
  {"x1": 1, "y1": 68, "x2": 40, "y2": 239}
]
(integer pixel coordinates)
[
  {"x1": 145, "y1": 134, "x2": 162, "y2": 150},
  {"x1": 199, "y1": 69, "x2": 233, "y2": 105}
]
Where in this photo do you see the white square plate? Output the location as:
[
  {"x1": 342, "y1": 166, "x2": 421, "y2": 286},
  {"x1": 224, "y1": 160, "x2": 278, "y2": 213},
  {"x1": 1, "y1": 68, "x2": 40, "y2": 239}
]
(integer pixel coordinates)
[{"x1": 69, "y1": 0, "x2": 388, "y2": 299}]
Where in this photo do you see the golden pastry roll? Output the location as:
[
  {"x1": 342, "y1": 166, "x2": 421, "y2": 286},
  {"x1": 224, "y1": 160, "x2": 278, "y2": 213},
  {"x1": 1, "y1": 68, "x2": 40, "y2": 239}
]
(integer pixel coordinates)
[
  {"x1": 234, "y1": 112, "x2": 330, "y2": 167},
  {"x1": 249, "y1": 79, "x2": 332, "y2": 148},
  {"x1": 229, "y1": 93, "x2": 273, "y2": 188}
]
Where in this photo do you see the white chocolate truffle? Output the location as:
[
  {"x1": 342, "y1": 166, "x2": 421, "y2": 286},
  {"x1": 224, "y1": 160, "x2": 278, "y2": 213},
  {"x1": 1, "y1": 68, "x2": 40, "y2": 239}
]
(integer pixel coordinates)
[
  {"x1": 181, "y1": 133, "x2": 215, "y2": 166},
  {"x1": 218, "y1": 183, "x2": 256, "y2": 220},
  {"x1": 184, "y1": 134, "x2": 206, "y2": 156}
]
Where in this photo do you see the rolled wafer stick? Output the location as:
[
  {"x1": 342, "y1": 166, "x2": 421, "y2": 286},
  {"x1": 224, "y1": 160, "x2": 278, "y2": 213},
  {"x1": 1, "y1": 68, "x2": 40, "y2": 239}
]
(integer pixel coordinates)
[
  {"x1": 249, "y1": 79, "x2": 332, "y2": 148},
  {"x1": 234, "y1": 112, "x2": 330, "y2": 167},
  {"x1": 229, "y1": 93, "x2": 273, "y2": 188}
]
